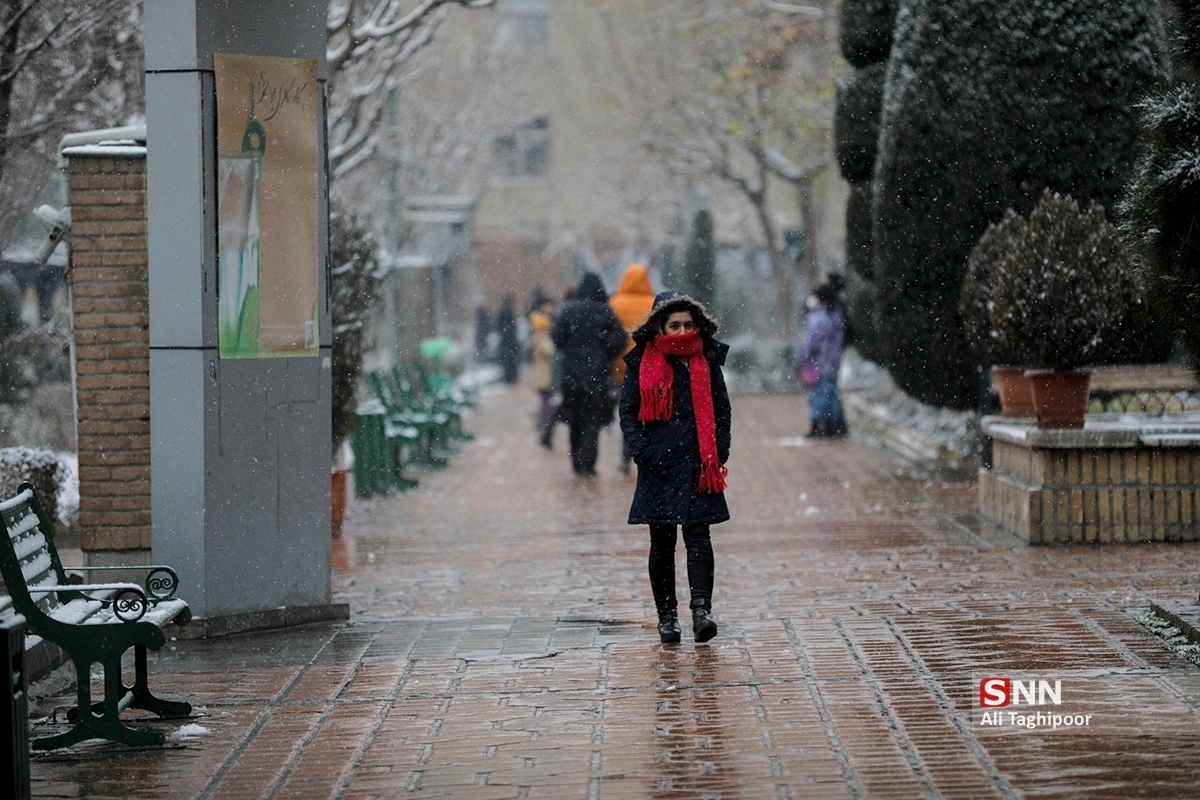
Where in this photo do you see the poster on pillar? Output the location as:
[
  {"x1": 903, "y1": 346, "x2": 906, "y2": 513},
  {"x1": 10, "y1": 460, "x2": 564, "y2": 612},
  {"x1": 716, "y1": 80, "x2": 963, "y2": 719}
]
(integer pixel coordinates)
[{"x1": 214, "y1": 53, "x2": 320, "y2": 358}]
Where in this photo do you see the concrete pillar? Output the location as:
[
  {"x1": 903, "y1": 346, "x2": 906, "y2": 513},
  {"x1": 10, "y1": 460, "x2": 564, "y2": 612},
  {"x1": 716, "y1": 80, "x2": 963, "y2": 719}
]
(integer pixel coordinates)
[{"x1": 144, "y1": 0, "x2": 341, "y2": 627}]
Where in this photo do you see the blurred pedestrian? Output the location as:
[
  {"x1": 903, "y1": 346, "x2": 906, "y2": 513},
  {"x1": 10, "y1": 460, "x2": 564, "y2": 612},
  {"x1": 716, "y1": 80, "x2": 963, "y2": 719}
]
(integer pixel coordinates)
[
  {"x1": 474, "y1": 304, "x2": 492, "y2": 361},
  {"x1": 496, "y1": 294, "x2": 521, "y2": 384},
  {"x1": 795, "y1": 284, "x2": 847, "y2": 438},
  {"x1": 609, "y1": 262, "x2": 655, "y2": 474},
  {"x1": 526, "y1": 298, "x2": 557, "y2": 449},
  {"x1": 820, "y1": 271, "x2": 857, "y2": 353},
  {"x1": 551, "y1": 273, "x2": 628, "y2": 477},
  {"x1": 619, "y1": 291, "x2": 731, "y2": 644}
]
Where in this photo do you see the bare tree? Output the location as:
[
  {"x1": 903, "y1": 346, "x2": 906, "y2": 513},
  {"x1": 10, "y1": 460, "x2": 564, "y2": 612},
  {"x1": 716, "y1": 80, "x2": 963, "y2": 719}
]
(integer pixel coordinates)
[
  {"x1": 0, "y1": 0, "x2": 142, "y2": 246},
  {"x1": 611, "y1": 0, "x2": 838, "y2": 339},
  {"x1": 335, "y1": 4, "x2": 549, "y2": 205},
  {"x1": 326, "y1": 0, "x2": 495, "y2": 187}
]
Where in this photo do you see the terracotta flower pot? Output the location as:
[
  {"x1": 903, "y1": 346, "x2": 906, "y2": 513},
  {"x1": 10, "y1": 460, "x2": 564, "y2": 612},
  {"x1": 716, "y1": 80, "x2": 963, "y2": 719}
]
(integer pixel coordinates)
[
  {"x1": 1025, "y1": 370, "x2": 1091, "y2": 429},
  {"x1": 331, "y1": 469, "x2": 348, "y2": 538},
  {"x1": 991, "y1": 366, "x2": 1035, "y2": 418}
]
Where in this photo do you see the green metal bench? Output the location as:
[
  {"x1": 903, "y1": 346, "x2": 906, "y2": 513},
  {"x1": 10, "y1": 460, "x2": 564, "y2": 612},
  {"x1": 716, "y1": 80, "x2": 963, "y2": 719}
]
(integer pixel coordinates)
[
  {"x1": 370, "y1": 370, "x2": 452, "y2": 468},
  {"x1": 0, "y1": 483, "x2": 192, "y2": 749},
  {"x1": 410, "y1": 359, "x2": 474, "y2": 443},
  {"x1": 351, "y1": 401, "x2": 420, "y2": 497}
]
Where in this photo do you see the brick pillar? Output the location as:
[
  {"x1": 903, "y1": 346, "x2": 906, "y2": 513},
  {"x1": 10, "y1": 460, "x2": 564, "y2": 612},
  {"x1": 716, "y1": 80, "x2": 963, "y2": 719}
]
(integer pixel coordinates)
[{"x1": 66, "y1": 148, "x2": 151, "y2": 564}]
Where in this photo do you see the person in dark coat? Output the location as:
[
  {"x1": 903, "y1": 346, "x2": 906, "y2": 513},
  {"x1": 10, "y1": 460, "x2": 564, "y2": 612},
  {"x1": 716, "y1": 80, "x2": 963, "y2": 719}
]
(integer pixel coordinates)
[
  {"x1": 619, "y1": 291, "x2": 731, "y2": 644},
  {"x1": 474, "y1": 304, "x2": 492, "y2": 361},
  {"x1": 495, "y1": 295, "x2": 521, "y2": 384},
  {"x1": 551, "y1": 273, "x2": 629, "y2": 476}
]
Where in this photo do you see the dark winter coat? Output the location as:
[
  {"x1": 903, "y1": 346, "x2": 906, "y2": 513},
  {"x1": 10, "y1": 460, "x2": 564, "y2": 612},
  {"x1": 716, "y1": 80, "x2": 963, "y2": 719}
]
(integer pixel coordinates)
[
  {"x1": 495, "y1": 301, "x2": 521, "y2": 384},
  {"x1": 551, "y1": 273, "x2": 629, "y2": 426},
  {"x1": 620, "y1": 299, "x2": 731, "y2": 526}
]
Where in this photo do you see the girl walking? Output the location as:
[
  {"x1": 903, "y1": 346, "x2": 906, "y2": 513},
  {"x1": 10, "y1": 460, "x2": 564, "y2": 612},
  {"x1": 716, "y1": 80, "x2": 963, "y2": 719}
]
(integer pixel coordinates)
[{"x1": 619, "y1": 291, "x2": 731, "y2": 643}]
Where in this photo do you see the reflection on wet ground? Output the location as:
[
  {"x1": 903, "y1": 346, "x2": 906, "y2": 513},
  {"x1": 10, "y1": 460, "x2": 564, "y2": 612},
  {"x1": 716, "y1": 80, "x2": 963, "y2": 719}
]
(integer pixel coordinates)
[{"x1": 26, "y1": 389, "x2": 1200, "y2": 798}]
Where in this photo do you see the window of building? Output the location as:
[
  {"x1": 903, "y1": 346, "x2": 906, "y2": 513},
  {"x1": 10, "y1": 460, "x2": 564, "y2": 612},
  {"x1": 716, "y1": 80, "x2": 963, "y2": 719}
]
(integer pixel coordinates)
[{"x1": 493, "y1": 116, "x2": 551, "y2": 178}]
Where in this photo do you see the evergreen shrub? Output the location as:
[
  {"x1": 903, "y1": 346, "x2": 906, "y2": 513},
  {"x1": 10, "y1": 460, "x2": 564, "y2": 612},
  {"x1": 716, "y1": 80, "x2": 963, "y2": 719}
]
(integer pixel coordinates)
[
  {"x1": 966, "y1": 191, "x2": 1144, "y2": 372},
  {"x1": 872, "y1": 0, "x2": 1166, "y2": 408},
  {"x1": 845, "y1": 182, "x2": 874, "y2": 280},
  {"x1": 330, "y1": 212, "x2": 385, "y2": 459},
  {"x1": 838, "y1": 0, "x2": 897, "y2": 68},
  {"x1": 0, "y1": 273, "x2": 36, "y2": 407},
  {"x1": 684, "y1": 209, "x2": 716, "y2": 308},
  {"x1": 843, "y1": 269, "x2": 884, "y2": 365},
  {"x1": 958, "y1": 208, "x2": 1023, "y2": 367},
  {"x1": 0, "y1": 447, "x2": 62, "y2": 526},
  {"x1": 1120, "y1": 0, "x2": 1200, "y2": 372},
  {"x1": 834, "y1": 63, "x2": 886, "y2": 184}
]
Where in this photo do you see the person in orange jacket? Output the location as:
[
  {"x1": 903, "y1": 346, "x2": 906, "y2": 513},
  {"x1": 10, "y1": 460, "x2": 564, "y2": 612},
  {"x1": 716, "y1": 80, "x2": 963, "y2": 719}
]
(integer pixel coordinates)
[{"x1": 610, "y1": 263, "x2": 656, "y2": 473}]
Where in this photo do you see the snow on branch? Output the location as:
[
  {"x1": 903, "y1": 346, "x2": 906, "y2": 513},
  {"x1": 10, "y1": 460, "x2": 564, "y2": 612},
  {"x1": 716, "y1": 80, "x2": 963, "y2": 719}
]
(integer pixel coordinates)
[
  {"x1": 760, "y1": 0, "x2": 826, "y2": 19},
  {"x1": 326, "y1": 0, "x2": 494, "y2": 177}
]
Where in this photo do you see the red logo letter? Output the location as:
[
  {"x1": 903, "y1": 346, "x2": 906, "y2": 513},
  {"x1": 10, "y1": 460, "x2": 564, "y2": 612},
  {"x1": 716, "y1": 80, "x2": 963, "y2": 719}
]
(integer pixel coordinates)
[{"x1": 980, "y1": 678, "x2": 1010, "y2": 707}]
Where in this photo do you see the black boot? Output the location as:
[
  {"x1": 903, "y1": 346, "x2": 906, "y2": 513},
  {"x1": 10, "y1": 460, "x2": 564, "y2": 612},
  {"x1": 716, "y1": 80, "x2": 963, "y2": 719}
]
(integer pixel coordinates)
[
  {"x1": 691, "y1": 602, "x2": 718, "y2": 643},
  {"x1": 657, "y1": 609, "x2": 681, "y2": 644},
  {"x1": 805, "y1": 420, "x2": 826, "y2": 438}
]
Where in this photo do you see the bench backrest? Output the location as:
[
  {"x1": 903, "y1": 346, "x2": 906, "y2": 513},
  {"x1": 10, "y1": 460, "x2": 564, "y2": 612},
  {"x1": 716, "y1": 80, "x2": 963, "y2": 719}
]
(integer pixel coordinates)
[
  {"x1": 0, "y1": 484, "x2": 73, "y2": 621},
  {"x1": 371, "y1": 371, "x2": 400, "y2": 414}
]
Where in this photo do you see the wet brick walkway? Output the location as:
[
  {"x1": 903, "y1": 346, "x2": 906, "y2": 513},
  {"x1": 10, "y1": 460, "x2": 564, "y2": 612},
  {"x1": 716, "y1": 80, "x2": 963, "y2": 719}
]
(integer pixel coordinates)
[{"x1": 26, "y1": 383, "x2": 1200, "y2": 798}]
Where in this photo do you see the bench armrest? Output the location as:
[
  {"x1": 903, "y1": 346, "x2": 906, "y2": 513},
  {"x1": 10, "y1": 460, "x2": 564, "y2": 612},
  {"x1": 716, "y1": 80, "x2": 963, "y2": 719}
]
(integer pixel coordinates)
[
  {"x1": 28, "y1": 583, "x2": 150, "y2": 622},
  {"x1": 66, "y1": 565, "x2": 181, "y2": 600}
]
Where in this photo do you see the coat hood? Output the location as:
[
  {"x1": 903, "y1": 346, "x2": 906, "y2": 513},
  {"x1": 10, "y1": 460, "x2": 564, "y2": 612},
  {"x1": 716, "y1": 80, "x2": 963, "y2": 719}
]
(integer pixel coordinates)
[
  {"x1": 631, "y1": 292, "x2": 719, "y2": 345},
  {"x1": 615, "y1": 263, "x2": 653, "y2": 297},
  {"x1": 610, "y1": 263, "x2": 656, "y2": 331},
  {"x1": 574, "y1": 272, "x2": 609, "y2": 304}
]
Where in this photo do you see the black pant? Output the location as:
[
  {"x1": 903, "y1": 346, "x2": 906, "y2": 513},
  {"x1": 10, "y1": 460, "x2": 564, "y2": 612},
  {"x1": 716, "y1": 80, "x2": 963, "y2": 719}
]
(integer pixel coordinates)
[
  {"x1": 569, "y1": 422, "x2": 601, "y2": 475},
  {"x1": 648, "y1": 523, "x2": 714, "y2": 613}
]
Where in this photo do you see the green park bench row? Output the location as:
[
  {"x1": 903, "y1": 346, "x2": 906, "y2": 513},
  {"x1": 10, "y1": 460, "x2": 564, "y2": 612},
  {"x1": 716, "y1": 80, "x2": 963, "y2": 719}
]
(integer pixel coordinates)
[{"x1": 352, "y1": 361, "x2": 474, "y2": 498}]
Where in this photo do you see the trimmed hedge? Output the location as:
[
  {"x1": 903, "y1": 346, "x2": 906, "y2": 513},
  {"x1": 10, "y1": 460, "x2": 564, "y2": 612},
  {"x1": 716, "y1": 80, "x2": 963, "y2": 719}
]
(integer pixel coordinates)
[
  {"x1": 834, "y1": 62, "x2": 886, "y2": 184},
  {"x1": 0, "y1": 447, "x2": 62, "y2": 529},
  {"x1": 845, "y1": 182, "x2": 874, "y2": 281},
  {"x1": 1120, "y1": 0, "x2": 1200, "y2": 371},
  {"x1": 839, "y1": 0, "x2": 897, "y2": 68},
  {"x1": 844, "y1": 269, "x2": 885, "y2": 365},
  {"x1": 872, "y1": 0, "x2": 1165, "y2": 408}
]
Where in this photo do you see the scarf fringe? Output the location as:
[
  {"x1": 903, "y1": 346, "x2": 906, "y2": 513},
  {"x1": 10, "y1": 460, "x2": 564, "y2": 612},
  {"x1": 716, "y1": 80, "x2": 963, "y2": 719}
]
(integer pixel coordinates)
[
  {"x1": 699, "y1": 460, "x2": 727, "y2": 494},
  {"x1": 640, "y1": 386, "x2": 672, "y2": 422}
]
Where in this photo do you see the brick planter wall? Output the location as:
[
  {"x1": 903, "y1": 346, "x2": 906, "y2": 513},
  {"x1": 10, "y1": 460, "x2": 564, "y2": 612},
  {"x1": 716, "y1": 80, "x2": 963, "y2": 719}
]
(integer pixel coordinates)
[
  {"x1": 66, "y1": 150, "x2": 151, "y2": 563},
  {"x1": 979, "y1": 418, "x2": 1200, "y2": 544}
]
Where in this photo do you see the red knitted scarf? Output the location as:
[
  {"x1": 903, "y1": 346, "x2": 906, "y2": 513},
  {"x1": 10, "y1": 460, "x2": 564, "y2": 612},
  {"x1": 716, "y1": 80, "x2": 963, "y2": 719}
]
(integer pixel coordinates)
[{"x1": 638, "y1": 329, "x2": 727, "y2": 493}]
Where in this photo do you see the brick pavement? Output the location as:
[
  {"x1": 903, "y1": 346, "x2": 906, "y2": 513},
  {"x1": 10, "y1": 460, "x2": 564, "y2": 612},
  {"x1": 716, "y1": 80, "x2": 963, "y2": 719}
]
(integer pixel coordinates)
[{"x1": 26, "y1": 383, "x2": 1200, "y2": 799}]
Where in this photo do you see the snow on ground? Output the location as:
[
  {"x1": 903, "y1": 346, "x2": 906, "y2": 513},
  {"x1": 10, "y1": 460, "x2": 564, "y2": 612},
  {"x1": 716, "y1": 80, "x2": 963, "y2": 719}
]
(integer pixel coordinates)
[{"x1": 840, "y1": 349, "x2": 980, "y2": 461}]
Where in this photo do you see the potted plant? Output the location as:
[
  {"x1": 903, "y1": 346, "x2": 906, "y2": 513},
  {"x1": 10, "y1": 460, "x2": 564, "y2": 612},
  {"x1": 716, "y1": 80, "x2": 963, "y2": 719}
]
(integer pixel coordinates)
[
  {"x1": 330, "y1": 211, "x2": 385, "y2": 535},
  {"x1": 960, "y1": 208, "x2": 1036, "y2": 418},
  {"x1": 972, "y1": 190, "x2": 1146, "y2": 428}
]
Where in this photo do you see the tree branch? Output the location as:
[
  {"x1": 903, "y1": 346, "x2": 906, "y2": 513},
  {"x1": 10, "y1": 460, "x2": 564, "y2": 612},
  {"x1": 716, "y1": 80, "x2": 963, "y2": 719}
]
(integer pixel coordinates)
[
  {"x1": 0, "y1": 0, "x2": 41, "y2": 43},
  {"x1": 760, "y1": 0, "x2": 825, "y2": 19}
]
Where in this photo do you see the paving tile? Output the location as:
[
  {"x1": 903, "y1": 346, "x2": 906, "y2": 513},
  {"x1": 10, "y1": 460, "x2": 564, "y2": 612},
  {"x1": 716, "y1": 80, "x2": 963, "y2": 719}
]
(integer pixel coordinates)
[{"x1": 26, "y1": 388, "x2": 1200, "y2": 798}]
